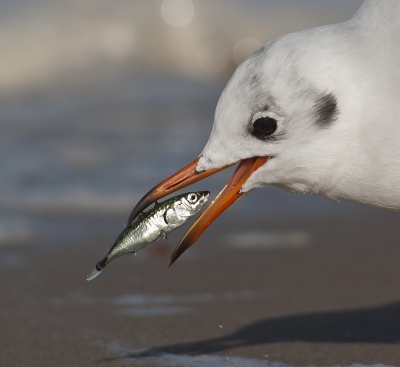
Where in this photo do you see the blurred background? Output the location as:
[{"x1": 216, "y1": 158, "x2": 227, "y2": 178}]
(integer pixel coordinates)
[{"x1": 0, "y1": 0, "x2": 368, "y2": 249}]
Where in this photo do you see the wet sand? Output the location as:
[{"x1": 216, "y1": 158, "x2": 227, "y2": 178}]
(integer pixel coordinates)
[{"x1": 1, "y1": 212, "x2": 400, "y2": 366}]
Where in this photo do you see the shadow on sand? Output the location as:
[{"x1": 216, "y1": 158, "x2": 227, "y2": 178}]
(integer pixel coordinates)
[{"x1": 108, "y1": 301, "x2": 400, "y2": 361}]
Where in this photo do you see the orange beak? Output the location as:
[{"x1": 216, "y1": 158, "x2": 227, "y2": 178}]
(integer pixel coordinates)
[{"x1": 127, "y1": 156, "x2": 269, "y2": 265}]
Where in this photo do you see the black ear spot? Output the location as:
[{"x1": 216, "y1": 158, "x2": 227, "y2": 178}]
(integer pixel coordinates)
[{"x1": 314, "y1": 92, "x2": 338, "y2": 127}]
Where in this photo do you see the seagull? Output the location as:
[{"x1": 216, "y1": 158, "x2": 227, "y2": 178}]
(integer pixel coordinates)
[{"x1": 128, "y1": 0, "x2": 400, "y2": 265}]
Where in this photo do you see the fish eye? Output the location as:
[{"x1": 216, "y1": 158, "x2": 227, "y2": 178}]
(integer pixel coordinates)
[
  {"x1": 253, "y1": 117, "x2": 277, "y2": 136},
  {"x1": 187, "y1": 193, "x2": 198, "y2": 203}
]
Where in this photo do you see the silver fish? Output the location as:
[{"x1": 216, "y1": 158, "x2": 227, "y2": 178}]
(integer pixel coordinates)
[{"x1": 87, "y1": 191, "x2": 209, "y2": 280}]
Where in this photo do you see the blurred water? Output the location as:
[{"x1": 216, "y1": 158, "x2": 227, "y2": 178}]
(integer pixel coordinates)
[
  {"x1": 0, "y1": 77, "x2": 219, "y2": 212},
  {"x1": 0, "y1": 77, "x2": 223, "y2": 244},
  {"x1": 102, "y1": 339, "x2": 394, "y2": 367}
]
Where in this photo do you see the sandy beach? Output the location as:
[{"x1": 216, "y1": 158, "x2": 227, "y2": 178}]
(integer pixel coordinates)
[{"x1": 1, "y1": 209, "x2": 400, "y2": 367}]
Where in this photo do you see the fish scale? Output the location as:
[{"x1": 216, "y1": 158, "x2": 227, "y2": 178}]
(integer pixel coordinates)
[{"x1": 87, "y1": 191, "x2": 209, "y2": 280}]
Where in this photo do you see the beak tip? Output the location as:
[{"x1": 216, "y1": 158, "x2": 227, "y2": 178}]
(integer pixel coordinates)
[{"x1": 168, "y1": 251, "x2": 179, "y2": 267}]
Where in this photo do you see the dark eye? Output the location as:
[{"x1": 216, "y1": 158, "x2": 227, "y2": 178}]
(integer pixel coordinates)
[
  {"x1": 253, "y1": 117, "x2": 277, "y2": 136},
  {"x1": 187, "y1": 193, "x2": 197, "y2": 203}
]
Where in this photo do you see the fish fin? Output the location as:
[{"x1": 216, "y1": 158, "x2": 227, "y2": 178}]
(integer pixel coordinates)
[
  {"x1": 154, "y1": 201, "x2": 160, "y2": 208},
  {"x1": 86, "y1": 266, "x2": 102, "y2": 281},
  {"x1": 161, "y1": 231, "x2": 168, "y2": 240}
]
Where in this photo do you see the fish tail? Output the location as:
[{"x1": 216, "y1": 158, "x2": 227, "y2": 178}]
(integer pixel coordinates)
[{"x1": 86, "y1": 258, "x2": 107, "y2": 281}]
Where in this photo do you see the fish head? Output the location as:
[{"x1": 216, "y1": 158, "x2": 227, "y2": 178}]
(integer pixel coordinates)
[{"x1": 174, "y1": 191, "x2": 210, "y2": 217}]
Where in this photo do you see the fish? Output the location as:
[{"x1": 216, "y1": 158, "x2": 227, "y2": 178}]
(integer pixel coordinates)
[{"x1": 86, "y1": 191, "x2": 210, "y2": 281}]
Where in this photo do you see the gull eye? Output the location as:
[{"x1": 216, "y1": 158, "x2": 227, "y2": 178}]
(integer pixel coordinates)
[
  {"x1": 253, "y1": 117, "x2": 277, "y2": 136},
  {"x1": 187, "y1": 193, "x2": 198, "y2": 203}
]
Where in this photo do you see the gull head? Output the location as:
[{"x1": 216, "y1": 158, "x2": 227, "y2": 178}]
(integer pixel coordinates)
[{"x1": 199, "y1": 28, "x2": 355, "y2": 198}]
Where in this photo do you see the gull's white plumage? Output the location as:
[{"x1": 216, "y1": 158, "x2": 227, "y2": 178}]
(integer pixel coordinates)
[{"x1": 197, "y1": 0, "x2": 400, "y2": 210}]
